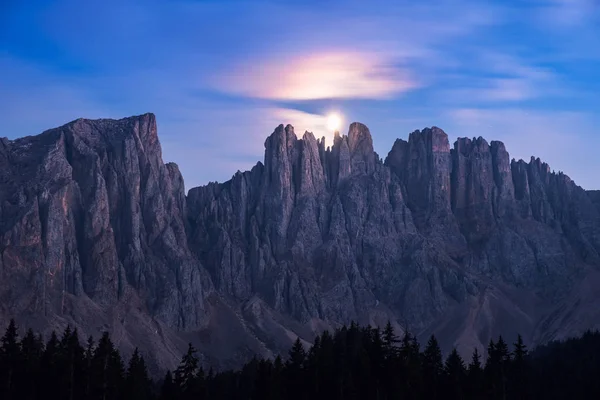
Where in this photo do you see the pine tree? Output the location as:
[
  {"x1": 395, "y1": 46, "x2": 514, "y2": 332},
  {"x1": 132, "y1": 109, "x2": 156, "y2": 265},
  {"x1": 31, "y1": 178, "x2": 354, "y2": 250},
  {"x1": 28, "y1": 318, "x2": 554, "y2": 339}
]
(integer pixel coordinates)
[
  {"x1": 467, "y1": 348, "x2": 484, "y2": 399},
  {"x1": 125, "y1": 348, "x2": 152, "y2": 400},
  {"x1": 84, "y1": 336, "x2": 95, "y2": 399},
  {"x1": 175, "y1": 343, "x2": 199, "y2": 398},
  {"x1": 444, "y1": 348, "x2": 466, "y2": 400},
  {"x1": 509, "y1": 334, "x2": 529, "y2": 400},
  {"x1": 18, "y1": 328, "x2": 44, "y2": 400},
  {"x1": 305, "y1": 335, "x2": 321, "y2": 397},
  {"x1": 287, "y1": 337, "x2": 306, "y2": 368},
  {"x1": 59, "y1": 326, "x2": 85, "y2": 400},
  {"x1": 399, "y1": 330, "x2": 421, "y2": 399},
  {"x1": 485, "y1": 336, "x2": 511, "y2": 400},
  {"x1": 422, "y1": 335, "x2": 444, "y2": 400},
  {"x1": 286, "y1": 337, "x2": 307, "y2": 400},
  {"x1": 40, "y1": 331, "x2": 60, "y2": 396},
  {"x1": 91, "y1": 332, "x2": 125, "y2": 400},
  {"x1": 383, "y1": 321, "x2": 399, "y2": 358},
  {"x1": 0, "y1": 319, "x2": 21, "y2": 399}
]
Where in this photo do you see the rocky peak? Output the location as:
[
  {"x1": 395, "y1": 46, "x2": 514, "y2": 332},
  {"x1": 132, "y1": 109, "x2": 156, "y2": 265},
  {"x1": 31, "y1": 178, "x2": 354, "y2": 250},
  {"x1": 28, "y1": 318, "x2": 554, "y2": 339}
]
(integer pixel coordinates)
[
  {"x1": 3, "y1": 114, "x2": 600, "y2": 375},
  {"x1": 347, "y1": 122, "x2": 376, "y2": 175},
  {"x1": 386, "y1": 127, "x2": 455, "y2": 232},
  {"x1": 451, "y1": 136, "x2": 497, "y2": 243}
]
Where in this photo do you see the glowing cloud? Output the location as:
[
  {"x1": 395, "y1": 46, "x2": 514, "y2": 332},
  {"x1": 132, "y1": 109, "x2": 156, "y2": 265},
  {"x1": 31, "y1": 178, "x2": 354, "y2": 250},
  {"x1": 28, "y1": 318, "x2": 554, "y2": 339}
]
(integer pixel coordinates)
[{"x1": 214, "y1": 51, "x2": 417, "y2": 100}]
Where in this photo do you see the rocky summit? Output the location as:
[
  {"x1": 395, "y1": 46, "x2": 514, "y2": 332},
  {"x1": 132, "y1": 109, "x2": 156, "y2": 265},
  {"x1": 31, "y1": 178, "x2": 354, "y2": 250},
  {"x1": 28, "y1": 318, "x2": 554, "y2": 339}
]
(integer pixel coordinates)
[{"x1": 1, "y1": 113, "x2": 599, "y2": 374}]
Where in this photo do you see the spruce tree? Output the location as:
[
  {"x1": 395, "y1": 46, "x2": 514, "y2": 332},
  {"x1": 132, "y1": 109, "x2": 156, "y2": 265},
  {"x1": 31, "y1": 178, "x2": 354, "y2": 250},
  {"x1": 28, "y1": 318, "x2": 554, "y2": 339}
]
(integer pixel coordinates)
[
  {"x1": 40, "y1": 331, "x2": 60, "y2": 396},
  {"x1": 422, "y1": 335, "x2": 444, "y2": 400},
  {"x1": 467, "y1": 348, "x2": 484, "y2": 399},
  {"x1": 84, "y1": 336, "x2": 95, "y2": 399},
  {"x1": 286, "y1": 337, "x2": 307, "y2": 400},
  {"x1": 59, "y1": 326, "x2": 85, "y2": 400},
  {"x1": 399, "y1": 331, "x2": 421, "y2": 399},
  {"x1": 125, "y1": 348, "x2": 152, "y2": 400},
  {"x1": 444, "y1": 348, "x2": 466, "y2": 400},
  {"x1": 509, "y1": 334, "x2": 529, "y2": 400},
  {"x1": 91, "y1": 332, "x2": 124, "y2": 400},
  {"x1": 0, "y1": 319, "x2": 21, "y2": 399},
  {"x1": 383, "y1": 321, "x2": 399, "y2": 358},
  {"x1": 175, "y1": 343, "x2": 199, "y2": 398},
  {"x1": 19, "y1": 328, "x2": 44, "y2": 400}
]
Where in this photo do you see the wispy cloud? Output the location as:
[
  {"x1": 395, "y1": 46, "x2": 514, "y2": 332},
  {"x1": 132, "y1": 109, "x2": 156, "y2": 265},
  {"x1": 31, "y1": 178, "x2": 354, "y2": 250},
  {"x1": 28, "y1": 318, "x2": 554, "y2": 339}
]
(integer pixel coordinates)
[
  {"x1": 438, "y1": 51, "x2": 563, "y2": 104},
  {"x1": 1, "y1": 0, "x2": 599, "y2": 189},
  {"x1": 214, "y1": 51, "x2": 417, "y2": 101}
]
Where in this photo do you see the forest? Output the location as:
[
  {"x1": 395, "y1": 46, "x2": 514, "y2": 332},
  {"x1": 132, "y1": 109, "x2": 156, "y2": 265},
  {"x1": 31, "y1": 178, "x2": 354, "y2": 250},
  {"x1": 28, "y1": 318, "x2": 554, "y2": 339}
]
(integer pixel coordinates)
[{"x1": 0, "y1": 319, "x2": 599, "y2": 399}]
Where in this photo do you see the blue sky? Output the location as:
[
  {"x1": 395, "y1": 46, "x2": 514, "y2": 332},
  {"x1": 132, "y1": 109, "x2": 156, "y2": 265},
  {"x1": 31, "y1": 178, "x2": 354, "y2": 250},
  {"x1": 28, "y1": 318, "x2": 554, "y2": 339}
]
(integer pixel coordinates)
[{"x1": 1, "y1": 0, "x2": 599, "y2": 190}]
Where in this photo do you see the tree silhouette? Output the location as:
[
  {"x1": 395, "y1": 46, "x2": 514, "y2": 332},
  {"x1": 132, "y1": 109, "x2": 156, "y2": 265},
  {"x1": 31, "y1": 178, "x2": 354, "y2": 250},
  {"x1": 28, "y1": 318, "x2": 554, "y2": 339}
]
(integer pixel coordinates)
[
  {"x1": 175, "y1": 343, "x2": 199, "y2": 399},
  {"x1": 0, "y1": 319, "x2": 21, "y2": 399},
  {"x1": 444, "y1": 348, "x2": 466, "y2": 400},
  {"x1": 0, "y1": 320, "x2": 599, "y2": 400}
]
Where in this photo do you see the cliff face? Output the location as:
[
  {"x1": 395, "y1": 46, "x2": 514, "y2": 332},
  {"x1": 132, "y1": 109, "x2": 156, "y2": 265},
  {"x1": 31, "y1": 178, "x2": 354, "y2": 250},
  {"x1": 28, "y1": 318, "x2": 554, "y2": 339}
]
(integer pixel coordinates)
[
  {"x1": 187, "y1": 124, "x2": 600, "y2": 354},
  {"x1": 1, "y1": 114, "x2": 599, "y2": 371},
  {"x1": 0, "y1": 114, "x2": 216, "y2": 372}
]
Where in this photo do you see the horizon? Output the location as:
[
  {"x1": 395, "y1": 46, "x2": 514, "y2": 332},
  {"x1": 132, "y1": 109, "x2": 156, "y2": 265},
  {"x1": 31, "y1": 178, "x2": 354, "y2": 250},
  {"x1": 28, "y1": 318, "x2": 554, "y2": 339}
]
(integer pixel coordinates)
[
  {"x1": 1, "y1": 0, "x2": 599, "y2": 189},
  {"x1": 14, "y1": 111, "x2": 593, "y2": 193}
]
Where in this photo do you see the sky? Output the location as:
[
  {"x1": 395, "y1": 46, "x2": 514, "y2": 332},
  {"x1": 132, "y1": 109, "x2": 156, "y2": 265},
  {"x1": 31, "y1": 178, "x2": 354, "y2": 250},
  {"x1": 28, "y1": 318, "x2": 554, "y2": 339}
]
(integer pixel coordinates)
[{"x1": 1, "y1": 0, "x2": 599, "y2": 190}]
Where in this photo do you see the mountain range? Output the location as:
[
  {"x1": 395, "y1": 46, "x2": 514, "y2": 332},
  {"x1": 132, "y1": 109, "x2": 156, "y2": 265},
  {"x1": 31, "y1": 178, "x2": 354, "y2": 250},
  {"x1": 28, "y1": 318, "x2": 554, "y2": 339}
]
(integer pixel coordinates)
[{"x1": 1, "y1": 113, "x2": 599, "y2": 374}]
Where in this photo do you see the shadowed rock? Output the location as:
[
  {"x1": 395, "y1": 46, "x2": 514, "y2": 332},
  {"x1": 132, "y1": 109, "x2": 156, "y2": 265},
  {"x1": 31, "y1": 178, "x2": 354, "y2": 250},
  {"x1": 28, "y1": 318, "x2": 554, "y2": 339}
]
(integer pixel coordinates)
[{"x1": 1, "y1": 114, "x2": 600, "y2": 373}]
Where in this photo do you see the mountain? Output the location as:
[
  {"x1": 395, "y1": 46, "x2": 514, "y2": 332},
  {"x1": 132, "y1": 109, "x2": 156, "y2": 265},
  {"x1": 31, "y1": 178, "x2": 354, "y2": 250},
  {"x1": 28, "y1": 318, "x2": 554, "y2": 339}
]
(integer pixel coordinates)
[{"x1": 1, "y1": 113, "x2": 599, "y2": 373}]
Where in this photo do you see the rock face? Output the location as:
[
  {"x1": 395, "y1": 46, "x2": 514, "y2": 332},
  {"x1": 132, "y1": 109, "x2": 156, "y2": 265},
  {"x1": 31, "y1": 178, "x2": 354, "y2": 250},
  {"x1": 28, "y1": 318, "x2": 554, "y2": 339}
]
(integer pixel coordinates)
[{"x1": 1, "y1": 114, "x2": 600, "y2": 372}]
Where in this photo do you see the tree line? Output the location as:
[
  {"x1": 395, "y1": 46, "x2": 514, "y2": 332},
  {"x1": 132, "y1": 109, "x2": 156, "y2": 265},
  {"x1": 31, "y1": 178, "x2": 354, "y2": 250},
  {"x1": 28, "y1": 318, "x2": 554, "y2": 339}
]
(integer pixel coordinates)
[{"x1": 1, "y1": 319, "x2": 599, "y2": 399}]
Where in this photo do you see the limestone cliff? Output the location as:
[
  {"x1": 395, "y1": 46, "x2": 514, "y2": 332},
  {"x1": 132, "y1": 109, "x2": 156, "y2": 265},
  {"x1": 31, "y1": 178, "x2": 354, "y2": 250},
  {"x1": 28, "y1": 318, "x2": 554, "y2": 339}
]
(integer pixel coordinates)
[{"x1": 1, "y1": 114, "x2": 599, "y2": 373}]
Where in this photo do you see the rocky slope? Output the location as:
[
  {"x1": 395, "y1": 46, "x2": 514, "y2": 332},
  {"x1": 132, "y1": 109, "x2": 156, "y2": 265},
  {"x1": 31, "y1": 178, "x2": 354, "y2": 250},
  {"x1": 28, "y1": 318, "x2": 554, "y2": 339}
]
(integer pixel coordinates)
[{"x1": 1, "y1": 114, "x2": 599, "y2": 372}]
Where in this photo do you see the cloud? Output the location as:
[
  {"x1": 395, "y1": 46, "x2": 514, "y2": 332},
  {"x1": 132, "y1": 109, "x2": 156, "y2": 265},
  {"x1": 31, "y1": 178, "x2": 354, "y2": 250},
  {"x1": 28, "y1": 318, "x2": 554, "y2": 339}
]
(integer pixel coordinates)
[
  {"x1": 212, "y1": 51, "x2": 418, "y2": 101},
  {"x1": 436, "y1": 51, "x2": 569, "y2": 104},
  {"x1": 2, "y1": 0, "x2": 598, "y2": 191}
]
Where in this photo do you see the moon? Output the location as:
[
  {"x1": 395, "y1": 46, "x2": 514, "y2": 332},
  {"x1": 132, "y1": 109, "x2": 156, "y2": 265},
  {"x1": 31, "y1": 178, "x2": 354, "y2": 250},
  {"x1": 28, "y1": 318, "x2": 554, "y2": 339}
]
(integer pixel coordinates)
[{"x1": 327, "y1": 113, "x2": 342, "y2": 131}]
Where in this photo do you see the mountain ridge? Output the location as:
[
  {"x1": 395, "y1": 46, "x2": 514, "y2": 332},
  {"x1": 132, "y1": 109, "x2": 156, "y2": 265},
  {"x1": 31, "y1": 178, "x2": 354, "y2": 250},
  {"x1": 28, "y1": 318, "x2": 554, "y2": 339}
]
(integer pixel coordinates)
[{"x1": 1, "y1": 113, "x2": 599, "y2": 374}]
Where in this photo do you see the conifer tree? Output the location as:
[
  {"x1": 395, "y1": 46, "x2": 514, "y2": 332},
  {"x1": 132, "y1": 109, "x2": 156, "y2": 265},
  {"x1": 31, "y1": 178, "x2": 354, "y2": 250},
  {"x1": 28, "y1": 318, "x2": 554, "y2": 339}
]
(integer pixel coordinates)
[
  {"x1": 91, "y1": 332, "x2": 124, "y2": 400},
  {"x1": 60, "y1": 326, "x2": 85, "y2": 400},
  {"x1": 399, "y1": 330, "x2": 421, "y2": 399},
  {"x1": 467, "y1": 348, "x2": 484, "y2": 399},
  {"x1": 0, "y1": 319, "x2": 21, "y2": 399},
  {"x1": 84, "y1": 336, "x2": 95, "y2": 399},
  {"x1": 40, "y1": 331, "x2": 60, "y2": 396},
  {"x1": 422, "y1": 335, "x2": 444, "y2": 400},
  {"x1": 19, "y1": 328, "x2": 44, "y2": 400},
  {"x1": 383, "y1": 321, "x2": 399, "y2": 358},
  {"x1": 175, "y1": 343, "x2": 199, "y2": 398},
  {"x1": 444, "y1": 348, "x2": 466, "y2": 400},
  {"x1": 125, "y1": 348, "x2": 152, "y2": 400},
  {"x1": 4, "y1": 320, "x2": 600, "y2": 400},
  {"x1": 509, "y1": 334, "x2": 529, "y2": 400},
  {"x1": 285, "y1": 337, "x2": 307, "y2": 400}
]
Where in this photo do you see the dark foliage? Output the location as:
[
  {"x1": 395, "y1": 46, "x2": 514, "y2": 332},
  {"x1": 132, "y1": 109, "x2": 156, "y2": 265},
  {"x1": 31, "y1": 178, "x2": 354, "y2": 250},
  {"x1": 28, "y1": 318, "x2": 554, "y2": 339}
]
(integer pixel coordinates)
[{"x1": 1, "y1": 319, "x2": 599, "y2": 399}]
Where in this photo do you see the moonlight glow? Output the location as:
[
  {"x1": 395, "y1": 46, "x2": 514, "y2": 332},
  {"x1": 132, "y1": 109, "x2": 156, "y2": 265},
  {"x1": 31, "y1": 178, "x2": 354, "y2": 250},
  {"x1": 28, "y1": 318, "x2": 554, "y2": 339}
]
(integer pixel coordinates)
[{"x1": 327, "y1": 113, "x2": 342, "y2": 131}]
